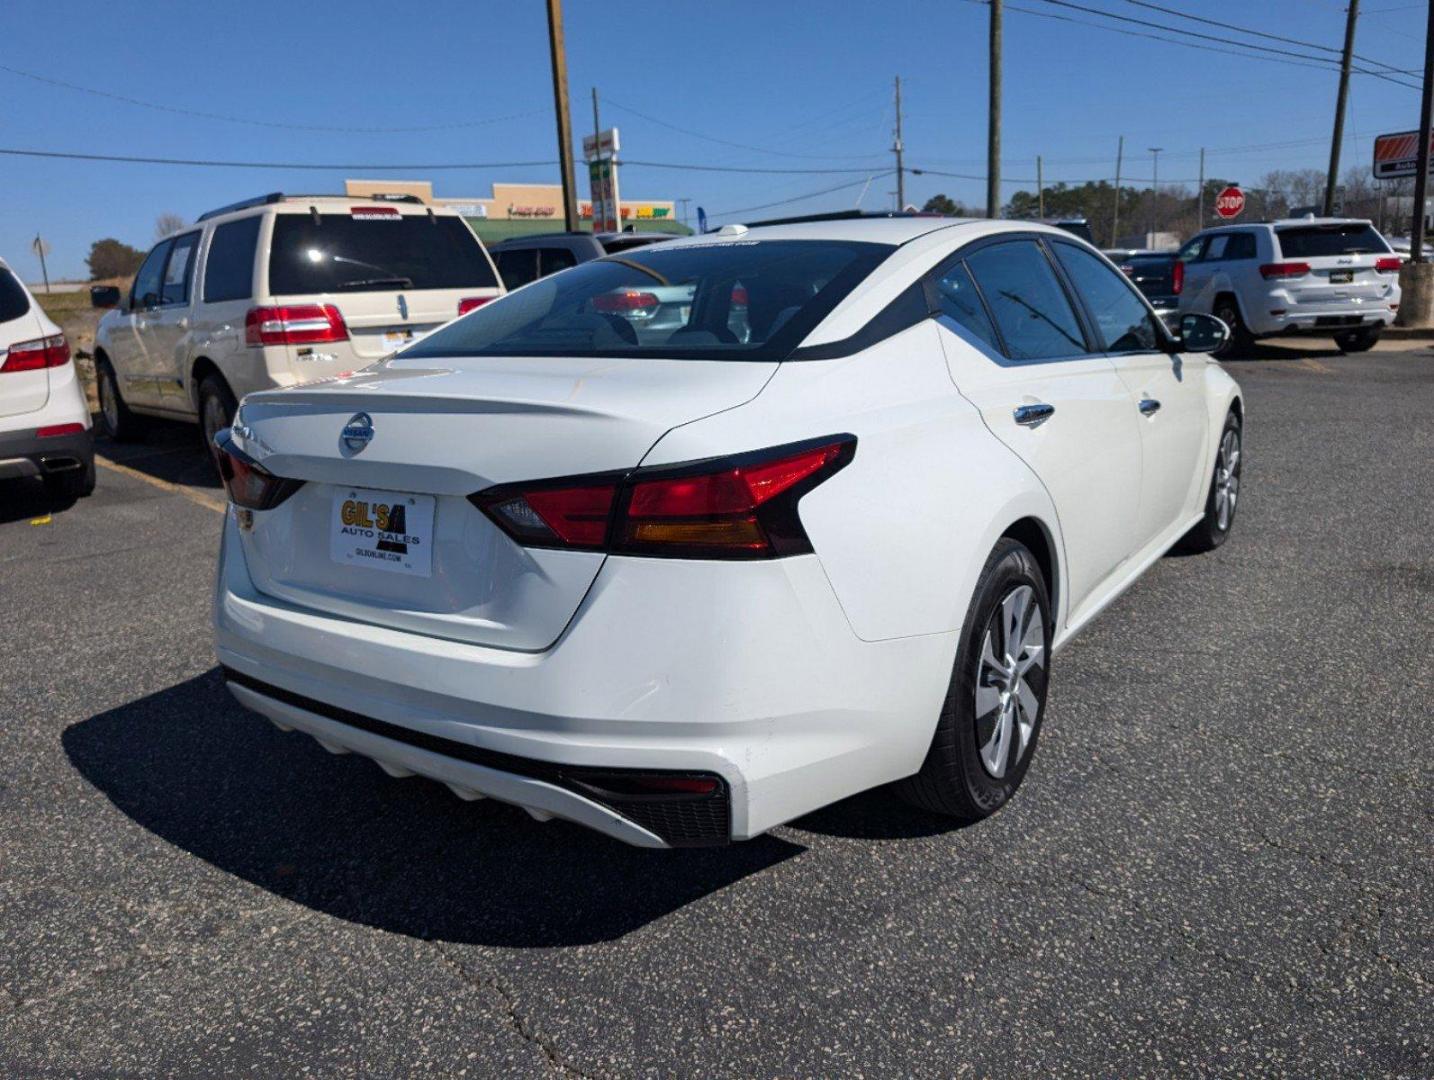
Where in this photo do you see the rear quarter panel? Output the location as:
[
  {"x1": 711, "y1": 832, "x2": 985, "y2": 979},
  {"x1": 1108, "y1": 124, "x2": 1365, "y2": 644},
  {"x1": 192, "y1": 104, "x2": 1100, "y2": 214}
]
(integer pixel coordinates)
[{"x1": 641, "y1": 321, "x2": 1064, "y2": 642}]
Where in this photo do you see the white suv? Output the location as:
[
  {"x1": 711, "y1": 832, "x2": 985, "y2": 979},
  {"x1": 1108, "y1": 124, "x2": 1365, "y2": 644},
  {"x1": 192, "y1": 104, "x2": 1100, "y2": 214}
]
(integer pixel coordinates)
[
  {"x1": 1175, "y1": 217, "x2": 1400, "y2": 353},
  {"x1": 0, "y1": 258, "x2": 94, "y2": 501},
  {"x1": 93, "y1": 193, "x2": 504, "y2": 452}
]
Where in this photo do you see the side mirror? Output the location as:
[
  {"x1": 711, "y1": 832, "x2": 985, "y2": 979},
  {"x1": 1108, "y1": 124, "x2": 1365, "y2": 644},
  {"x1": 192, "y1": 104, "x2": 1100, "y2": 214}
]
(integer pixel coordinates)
[
  {"x1": 90, "y1": 284, "x2": 121, "y2": 309},
  {"x1": 1180, "y1": 312, "x2": 1229, "y2": 355},
  {"x1": 142, "y1": 291, "x2": 161, "y2": 312}
]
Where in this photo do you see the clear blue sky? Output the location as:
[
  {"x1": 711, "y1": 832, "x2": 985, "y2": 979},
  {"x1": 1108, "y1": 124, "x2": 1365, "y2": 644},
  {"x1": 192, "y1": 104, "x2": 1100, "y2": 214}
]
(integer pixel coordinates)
[{"x1": 1, "y1": 0, "x2": 1426, "y2": 281}]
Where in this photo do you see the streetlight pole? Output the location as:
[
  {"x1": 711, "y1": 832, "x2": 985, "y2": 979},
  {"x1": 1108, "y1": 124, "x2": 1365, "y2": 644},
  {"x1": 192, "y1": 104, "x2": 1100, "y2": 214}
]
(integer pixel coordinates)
[{"x1": 1148, "y1": 146, "x2": 1163, "y2": 247}]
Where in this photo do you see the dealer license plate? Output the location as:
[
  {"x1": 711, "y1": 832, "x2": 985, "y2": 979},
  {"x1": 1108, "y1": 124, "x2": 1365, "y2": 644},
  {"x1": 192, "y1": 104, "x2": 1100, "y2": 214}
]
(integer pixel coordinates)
[
  {"x1": 1328, "y1": 270, "x2": 1354, "y2": 284},
  {"x1": 330, "y1": 488, "x2": 435, "y2": 577}
]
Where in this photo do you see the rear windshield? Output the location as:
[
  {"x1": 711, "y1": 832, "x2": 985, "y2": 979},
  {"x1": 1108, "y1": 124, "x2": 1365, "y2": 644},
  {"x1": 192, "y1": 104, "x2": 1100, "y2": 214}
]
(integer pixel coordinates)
[
  {"x1": 0, "y1": 268, "x2": 31, "y2": 323},
  {"x1": 269, "y1": 213, "x2": 498, "y2": 295},
  {"x1": 598, "y1": 235, "x2": 672, "y2": 254},
  {"x1": 400, "y1": 239, "x2": 892, "y2": 363},
  {"x1": 1275, "y1": 223, "x2": 1389, "y2": 258}
]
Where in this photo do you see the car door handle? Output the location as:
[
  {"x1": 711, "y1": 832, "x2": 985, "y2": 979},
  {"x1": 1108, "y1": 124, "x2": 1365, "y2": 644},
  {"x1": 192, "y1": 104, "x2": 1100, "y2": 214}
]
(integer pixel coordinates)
[
  {"x1": 1139, "y1": 398, "x2": 1162, "y2": 416},
  {"x1": 1013, "y1": 403, "x2": 1055, "y2": 427}
]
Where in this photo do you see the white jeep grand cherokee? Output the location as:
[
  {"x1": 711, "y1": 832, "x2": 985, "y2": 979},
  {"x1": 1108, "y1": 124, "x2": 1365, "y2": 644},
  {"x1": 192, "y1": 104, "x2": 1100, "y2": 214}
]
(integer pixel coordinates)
[
  {"x1": 93, "y1": 193, "x2": 503, "y2": 456},
  {"x1": 1175, "y1": 217, "x2": 1400, "y2": 354}
]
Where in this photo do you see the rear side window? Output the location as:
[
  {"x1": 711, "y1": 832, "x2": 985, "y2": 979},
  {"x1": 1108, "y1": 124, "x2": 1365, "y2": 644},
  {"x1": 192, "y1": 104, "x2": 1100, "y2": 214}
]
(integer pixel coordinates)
[
  {"x1": 1052, "y1": 243, "x2": 1159, "y2": 353},
  {"x1": 160, "y1": 232, "x2": 200, "y2": 306},
  {"x1": 131, "y1": 240, "x2": 171, "y2": 309},
  {"x1": 965, "y1": 240, "x2": 1087, "y2": 360},
  {"x1": 203, "y1": 216, "x2": 260, "y2": 302},
  {"x1": 495, "y1": 249, "x2": 539, "y2": 289},
  {"x1": 269, "y1": 214, "x2": 499, "y2": 295},
  {"x1": 403, "y1": 239, "x2": 891, "y2": 363},
  {"x1": 933, "y1": 260, "x2": 1000, "y2": 351},
  {"x1": 1275, "y1": 223, "x2": 1388, "y2": 258},
  {"x1": 539, "y1": 247, "x2": 578, "y2": 276},
  {"x1": 0, "y1": 268, "x2": 31, "y2": 323}
]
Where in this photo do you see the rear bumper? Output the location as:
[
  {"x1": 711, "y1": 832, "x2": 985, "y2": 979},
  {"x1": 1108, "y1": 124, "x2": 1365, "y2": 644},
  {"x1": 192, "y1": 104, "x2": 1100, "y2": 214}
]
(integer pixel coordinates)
[
  {"x1": 0, "y1": 426, "x2": 93, "y2": 482},
  {"x1": 1245, "y1": 294, "x2": 1399, "y2": 336},
  {"x1": 213, "y1": 513, "x2": 956, "y2": 846}
]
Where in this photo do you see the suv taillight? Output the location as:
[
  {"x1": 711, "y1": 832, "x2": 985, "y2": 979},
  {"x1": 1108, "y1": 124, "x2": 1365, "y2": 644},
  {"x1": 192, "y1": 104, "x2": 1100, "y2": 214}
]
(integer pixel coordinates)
[
  {"x1": 473, "y1": 436, "x2": 856, "y2": 559},
  {"x1": 1259, "y1": 262, "x2": 1311, "y2": 280},
  {"x1": 1376, "y1": 256, "x2": 1402, "y2": 272},
  {"x1": 1, "y1": 333, "x2": 69, "y2": 373},
  {"x1": 1172, "y1": 261, "x2": 1184, "y2": 295},
  {"x1": 245, "y1": 304, "x2": 348, "y2": 347},
  {"x1": 213, "y1": 428, "x2": 303, "y2": 510}
]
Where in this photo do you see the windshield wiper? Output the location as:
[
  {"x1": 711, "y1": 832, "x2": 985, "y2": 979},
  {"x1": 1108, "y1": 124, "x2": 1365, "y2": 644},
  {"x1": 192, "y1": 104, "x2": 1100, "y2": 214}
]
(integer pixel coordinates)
[{"x1": 333, "y1": 276, "x2": 414, "y2": 290}]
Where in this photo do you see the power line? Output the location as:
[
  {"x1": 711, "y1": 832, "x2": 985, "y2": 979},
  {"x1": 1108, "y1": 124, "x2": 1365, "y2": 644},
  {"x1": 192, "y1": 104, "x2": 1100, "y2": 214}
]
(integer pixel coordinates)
[
  {"x1": 0, "y1": 63, "x2": 549, "y2": 134},
  {"x1": 706, "y1": 172, "x2": 895, "y2": 219}
]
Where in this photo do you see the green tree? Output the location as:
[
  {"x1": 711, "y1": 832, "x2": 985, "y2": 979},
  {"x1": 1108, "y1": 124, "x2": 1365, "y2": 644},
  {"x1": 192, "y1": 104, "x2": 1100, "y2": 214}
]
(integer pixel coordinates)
[
  {"x1": 86, "y1": 238, "x2": 144, "y2": 281},
  {"x1": 921, "y1": 193, "x2": 969, "y2": 216}
]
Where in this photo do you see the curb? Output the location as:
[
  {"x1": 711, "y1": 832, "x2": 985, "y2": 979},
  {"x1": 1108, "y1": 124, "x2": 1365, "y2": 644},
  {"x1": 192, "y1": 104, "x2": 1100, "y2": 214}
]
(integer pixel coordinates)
[{"x1": 1381, "y1": 327, "x2": 1434, "y2": 339}]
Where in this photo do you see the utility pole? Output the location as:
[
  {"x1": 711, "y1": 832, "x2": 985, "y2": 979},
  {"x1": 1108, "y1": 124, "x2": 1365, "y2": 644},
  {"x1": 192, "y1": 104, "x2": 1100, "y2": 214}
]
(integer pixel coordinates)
[
  {"x1": 987, "y1": 0, "x2": 1002, "y2": 218},
  {"x1": 1148, "y1": 146, "x2": 1163, "y2": 247},
  {"x1": 545, "y1": 0, "x2": 580, "y2": 232},
  {"x1": 893, "y1": 76, "x2": 905, "y2": 210},
  {"x1": 1325, "y1": 0, "x2": 1360, "y2": 217},
  {"x1": 591, "y1": 86, "x2": 602, "y2": 161},
  {"x1": 1037, "y1": 156, "x2": 1044, "y2": 218},
  {"x1": 1111, "y1": 136, "x2": 1123, "y2": 246},
  {"x1": 1198, "y1": 147, "x2": 1206, "y2": 225},
  {"x1": 678, "y1": 198, "x2": 691, "y2": 228},
  {"x1": 1413, "y1": 0, "x2": 1434, "y2": 262},
  {"x1": 32, "y1": 234, "x2": 50, "y2": 294}
]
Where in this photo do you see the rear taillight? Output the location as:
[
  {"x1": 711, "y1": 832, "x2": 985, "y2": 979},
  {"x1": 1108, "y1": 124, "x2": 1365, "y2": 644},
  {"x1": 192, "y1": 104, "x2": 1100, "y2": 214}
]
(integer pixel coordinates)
[
  {"x1": 244, "y1": 305, "x2": 348, "y2": 347},
  {"x1": 473, "y1": 436, "x2": 856, "y2": 559},
  {"x1": 213, "y1": 428, "x2": 303, "y2": 510},
  {"x1": 37, "y1": 423, "x2": 85, "y2": 438},
  {"x1": 458, "y1": 296, "x2": 495, "y2": 316},
  {"x1": 1172, "y1": 261, "x2": 1183, "y2": 295},
  {"x1": 1259, "y1": 262, "x2": 1311, "y2": 280},
  {"x1": 1376, "y1": 256, "x2": 1402, "y2": 272},
  {"x1": 592, "y1": 290, "x2": 659, "y2": 313},
  {"x1": 1, "y1": 333, "x2": 69, "y2": 373}
]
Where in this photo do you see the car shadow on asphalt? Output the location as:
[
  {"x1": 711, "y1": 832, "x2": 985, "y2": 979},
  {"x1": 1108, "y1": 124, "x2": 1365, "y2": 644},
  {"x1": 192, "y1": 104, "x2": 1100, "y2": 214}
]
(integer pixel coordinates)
[
  {"x1": 93, "y1": 413, "x2": 223, "y2": 491},
  {"x1": 62, "y1": 668, "x2": 803, "y2": 947},
  {"x1": 0, "y1": 478, "x2": 80, "y2": 524}
]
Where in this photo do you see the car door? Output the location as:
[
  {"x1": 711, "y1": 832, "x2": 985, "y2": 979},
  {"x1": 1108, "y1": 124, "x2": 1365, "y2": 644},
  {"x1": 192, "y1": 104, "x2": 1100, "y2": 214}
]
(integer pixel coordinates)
[
  {"x1": 1176, "y1": 234, "x2": 1214, "y2": 315},
  {"x1": 931, "y1": 236, "x2": 1145, "y2": 619},
  {"x1": 1051, "y1": 240, "x2": 1209, "y2": 544},
  {"x1": 147, "y1": 230, "x2": 201, "y2": 414},
  {"x1": 110, "y1": 239, "x2": 172, "y2": 408}
]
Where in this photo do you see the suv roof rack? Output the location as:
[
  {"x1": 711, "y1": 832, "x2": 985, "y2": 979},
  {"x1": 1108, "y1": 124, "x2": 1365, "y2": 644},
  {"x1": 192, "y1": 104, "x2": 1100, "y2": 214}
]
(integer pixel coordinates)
[{"x1": 197, "y1": 191, "x2": 426, "y2": 222}]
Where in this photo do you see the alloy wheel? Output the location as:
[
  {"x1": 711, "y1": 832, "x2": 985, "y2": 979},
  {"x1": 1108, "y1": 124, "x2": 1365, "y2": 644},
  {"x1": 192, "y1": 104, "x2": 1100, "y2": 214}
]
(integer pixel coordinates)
[
  {"x1": 100, "y1": 370, "x2": 119, "y2": 433},
  {"x1": 1214, "y1": 428, "x2": 1241, "y2": 531},
  {"x1": 975, "y1": 584, "x2": 1045, "y2": 779}
]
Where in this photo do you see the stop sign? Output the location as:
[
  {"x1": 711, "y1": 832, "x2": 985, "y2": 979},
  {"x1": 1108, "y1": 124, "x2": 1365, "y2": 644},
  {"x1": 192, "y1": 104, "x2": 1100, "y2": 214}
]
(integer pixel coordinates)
[{"x1": 1215, "y1": 186, "x2": 1246, "y2": 220}]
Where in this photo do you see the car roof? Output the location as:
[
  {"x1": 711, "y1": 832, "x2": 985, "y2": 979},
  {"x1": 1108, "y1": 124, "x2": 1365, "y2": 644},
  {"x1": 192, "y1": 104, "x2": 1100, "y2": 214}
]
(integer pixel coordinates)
[{"x1": 660, "y1": 215, "x2": 1039, "y2": 248}]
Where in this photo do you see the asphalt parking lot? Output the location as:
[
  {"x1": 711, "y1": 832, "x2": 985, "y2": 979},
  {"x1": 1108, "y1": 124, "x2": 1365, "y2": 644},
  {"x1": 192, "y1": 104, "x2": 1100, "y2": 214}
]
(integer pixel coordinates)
[{"x1": 1, "y1": 341, "x2": 1430, "y2": 1078}]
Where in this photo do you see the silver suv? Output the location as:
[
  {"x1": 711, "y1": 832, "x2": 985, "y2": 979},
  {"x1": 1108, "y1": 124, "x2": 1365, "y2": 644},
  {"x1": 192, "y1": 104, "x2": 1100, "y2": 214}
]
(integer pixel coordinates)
[
  {"x1": 92, "y1": 193, "x2": 503, "y2": 453},
  {"x1": 1175, "y1": 217, "x2": 1400, "y2": 354}
]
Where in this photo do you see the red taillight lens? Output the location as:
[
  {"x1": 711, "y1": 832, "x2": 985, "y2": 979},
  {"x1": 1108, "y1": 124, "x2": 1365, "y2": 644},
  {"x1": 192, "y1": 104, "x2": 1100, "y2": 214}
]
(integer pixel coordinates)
[
  {"x1": 458, "y1": 296, "x2": 494, "y2": 316},
  {"x1": 730, "y1": 284, "x2": 748, "y2": 306},
  {"x1": 1259, "y1": 262, "x2": 1311, "y2": 280},
  {"x1": 1172, "y1": 261, "x2": 1184, "y2": 295},
  {"x1": 244, "y1": 305, "x2": 348, "y2": 347},
  {"x1": 592, "y1": 290, "x2": 659, "y2": 313},
  {"x1": 473, "y1": 436, "x2": 855, "y2": 559},
  {"x1": 1376, "y1": 256, "x2": 1402, "y2": 272},
  {"x1": 37, "y1": 422, "x2": 85, "y2": 438},
  {"x1": 1, "y1": 333, "x2": 69, "y2": 373},
  {"x1": 213, "y1": 429, "x2": 303, "y2": 510}
]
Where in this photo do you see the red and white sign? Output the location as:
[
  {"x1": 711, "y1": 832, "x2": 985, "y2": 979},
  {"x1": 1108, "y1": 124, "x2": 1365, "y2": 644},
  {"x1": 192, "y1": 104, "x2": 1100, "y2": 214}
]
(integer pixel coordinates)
[
  {"x1": 1214, "y1": 186, "x2": 1246, "y2": 220},
  {"x1": 1373, "y1": 129, "x2": 1433, "y2": 179}
]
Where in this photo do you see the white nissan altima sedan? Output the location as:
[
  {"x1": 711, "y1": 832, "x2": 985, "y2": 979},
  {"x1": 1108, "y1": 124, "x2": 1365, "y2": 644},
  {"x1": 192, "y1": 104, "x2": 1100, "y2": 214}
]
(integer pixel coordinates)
[{"x1": 213, "y1": 215, "x2": 1243, "y2": 848}]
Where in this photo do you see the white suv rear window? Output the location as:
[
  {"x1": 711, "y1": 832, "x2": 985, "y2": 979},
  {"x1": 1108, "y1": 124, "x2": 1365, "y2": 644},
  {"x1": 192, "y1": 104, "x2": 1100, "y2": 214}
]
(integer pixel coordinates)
[
  {"x1": 269, "y1": 214, "x2": 498, "y2": 294},
  {"x1": 1275, "y1": 224, "x2": 1388, "y2": 259}
]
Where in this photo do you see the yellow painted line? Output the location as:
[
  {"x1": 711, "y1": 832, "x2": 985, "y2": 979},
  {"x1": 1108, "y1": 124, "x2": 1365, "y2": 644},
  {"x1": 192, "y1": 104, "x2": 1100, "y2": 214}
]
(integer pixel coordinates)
[
  {"x1": 1300, "y1": 357, "x2": 1335, "y2": 374},
  {"x1": 95, "y1": 456, "x2": 226, "y2": 514}
]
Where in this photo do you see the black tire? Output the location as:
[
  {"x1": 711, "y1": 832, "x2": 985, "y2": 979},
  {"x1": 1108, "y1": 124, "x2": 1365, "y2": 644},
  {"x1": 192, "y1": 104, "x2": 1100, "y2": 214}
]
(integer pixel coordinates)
[
  {"x1": 1175, "y1": 410, "x2": 1242, "y2": 555},
  {"x1": 197, "y1": 374, "x2": 238, "y2": 475},
  {"x1": 44, "y1": 456, "x2": 96, "y2": 501},
  {"x1": 896, "y1": 538, "x2": 1052, "y2": 822},
  {"x1": 95, "y1": 356, "x2": 146, "y2": 442},
  {"x1": 1211, "y1": 295, "x2": 1255, "y2": 358},
  {"x1": 1333, "y1": 326, "x2": 1380, "y2": 353}
]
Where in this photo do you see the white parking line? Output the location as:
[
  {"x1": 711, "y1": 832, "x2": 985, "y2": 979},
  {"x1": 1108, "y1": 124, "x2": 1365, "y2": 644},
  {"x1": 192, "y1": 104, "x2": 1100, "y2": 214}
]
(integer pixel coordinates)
[{"x1": 95, "y1": 456, "x2": 226, "y2": 514}]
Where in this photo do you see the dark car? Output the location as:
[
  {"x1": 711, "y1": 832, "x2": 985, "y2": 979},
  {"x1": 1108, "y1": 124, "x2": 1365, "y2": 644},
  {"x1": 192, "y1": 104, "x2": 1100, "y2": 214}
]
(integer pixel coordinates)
[
  {"x1": 1113, "y1": 251, "x2": 1179, "y2": 327},
  {"x1": 487, "y1": 231, "x2": 674, "y2": 290}
]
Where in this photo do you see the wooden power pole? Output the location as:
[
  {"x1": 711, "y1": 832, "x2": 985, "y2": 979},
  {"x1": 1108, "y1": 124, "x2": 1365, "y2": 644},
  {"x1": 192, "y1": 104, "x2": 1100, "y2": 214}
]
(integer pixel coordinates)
[
  {"x1": 987, "y1": 0, "x2": 1002, "y2": 218},
  {"x1": 1414, "y1": 1, "x2": 1434, "y2": 261},
  {"x1": 1111, "y1": 136, "x2": 1123, "y2": 246},
  {"x1": 893, "y1": 76, "x2": 905, "y2": 210},
  {"x1": 1324, "y1": 0, "x2": 1360, "y2": 216},
  {"x1": 545, "y1": 0, "x2": 580, "y2": 232}
]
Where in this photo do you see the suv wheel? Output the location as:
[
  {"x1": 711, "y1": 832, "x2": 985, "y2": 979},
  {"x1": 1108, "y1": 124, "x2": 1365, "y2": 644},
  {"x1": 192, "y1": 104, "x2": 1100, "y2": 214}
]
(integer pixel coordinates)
[
  {"x1": 896, "y1": 538, "x2": 1051, "y2": 823},
  {"x1": 96, "y1": 357, "x2": 146, "y2": 442},
  {"x1": 198, "y1": 375, "x2": 238, "y2": 474},
  {"x1": 1333, "y1": 326, "x2": 1380, "y2": 353},
  {"x1": 1212, "y1": 296, "x2": 1254, "y2": 358}
]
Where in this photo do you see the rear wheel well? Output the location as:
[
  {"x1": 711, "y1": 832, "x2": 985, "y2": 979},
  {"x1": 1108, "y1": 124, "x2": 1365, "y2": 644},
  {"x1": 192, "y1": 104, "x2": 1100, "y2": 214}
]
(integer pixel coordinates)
[
  {"x1": 189, "y1": 357, "x2": 226, "y2": 409},
  {"x1": 1001, "y1": 517, "x2": 1058, "y2": 617}
]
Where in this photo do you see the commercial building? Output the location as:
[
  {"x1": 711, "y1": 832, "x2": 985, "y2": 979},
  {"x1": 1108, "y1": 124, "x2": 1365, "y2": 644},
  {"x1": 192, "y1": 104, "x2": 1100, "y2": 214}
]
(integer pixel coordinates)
[{"x1": 344, "y1": 179, "x2": 690, "y2": 244}]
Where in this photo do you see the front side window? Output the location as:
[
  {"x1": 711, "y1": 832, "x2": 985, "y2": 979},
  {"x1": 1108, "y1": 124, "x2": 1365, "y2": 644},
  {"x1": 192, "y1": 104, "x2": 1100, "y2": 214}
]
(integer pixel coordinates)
[
  {"x1": 160, "y1": 232, "x2": 200, "y2": 306},
  {"x1": 402, "y1": 239, "x2": 891, "y2": 363},
  {"x1": 1052, "y1": 243, "x2": 1159, "y2": 353},
  {"x1": 1177, "y1": 237, "x2": 1205, "y2": 263},
  {"x1": 130, "y1": 240, "x2": 171, "y2": 310},
  {"x1": 1275, "y1": 223, "x2": 1389, "y2": 258},
  {"x1": 203, "y1": 216, "x2": 260, "y2": 303},
  {"x1": 933, "y1": 259, "x2": 1000, "y2": 351},
  {"x1": 268, "y1": 213, "x2": 499, "y2": 295},
  {"x1": 1204, "y1": 234, "x2": 1232, "y2": 261},
  {"x1": 964, "y1": 240, "x2": 1087, "y2": 361}
]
